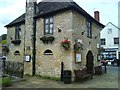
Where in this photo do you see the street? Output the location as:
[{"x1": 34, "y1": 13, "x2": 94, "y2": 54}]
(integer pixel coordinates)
[{"x1": 2, "y1": 66, "x2": 119, "y2": 89}]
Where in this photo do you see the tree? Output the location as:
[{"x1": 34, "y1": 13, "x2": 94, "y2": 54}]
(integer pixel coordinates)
[{"x1": 2, "y1": 34, "x2": 7, "y2": 40}]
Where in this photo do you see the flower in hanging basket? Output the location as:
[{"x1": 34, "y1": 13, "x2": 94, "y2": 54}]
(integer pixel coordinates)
[
  {"x1": 61, "y1": 39, "x2": 71, "y2": 50},
  {"x1": 74, "y1": 42, "x2": 83, "y2": 51}
]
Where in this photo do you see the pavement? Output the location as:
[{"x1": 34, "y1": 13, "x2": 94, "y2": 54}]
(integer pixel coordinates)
[{"x1": 2, "y1": 66, "x2": 120, "y2": 89}]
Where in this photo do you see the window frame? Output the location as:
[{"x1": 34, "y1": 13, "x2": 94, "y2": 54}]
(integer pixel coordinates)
[
  {"x1": 108, "y1": 28, "x2": 112, "y2": 34},
  {"x1": 14, "y1": 50, "x2": 20, "y2": 55},
  {"x1": 44, "y1": 16, "x2": 54, "y2": 35},
  {"x1": 101, "y1": 38, "x2": 106, "y2": 45},
  {"x1": 15, "y1": 25, "x2": 21, "y2": 40},
  {"x1": 114, "y1": 37, "x2": 119, "y2": 44},
  {"x1": 86, "y1": 20, "x2": 92, "y2": 38},
  {"x1": 43, "y1": 49, "x2": 53, "y2": 55}
]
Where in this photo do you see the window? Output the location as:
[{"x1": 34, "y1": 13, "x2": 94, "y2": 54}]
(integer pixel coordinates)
[
  {"x1": 44, "y1": 49, "x2": 53, "y2": 55},
  {"x1": 101, "y1": 39, "x2": 106, "y2": 45},
  {"x1": 14, "y1": 50, "x2": 20, "y2": 55},
  {"x1": 114, "y1": 37, "x2": 119, "y2": 44},
  {"x1": 108, "y1": 28, "x2": 112, "y2": 34},
  {"x1": 15, "y1": 25, "x2": 21, "y2": 40},
  {"x1": 44, "y1": 16, "x2": 54, "y2": 35},
  {"x1": 86, "y1": 20, "x2": 92, "y2": 38}
]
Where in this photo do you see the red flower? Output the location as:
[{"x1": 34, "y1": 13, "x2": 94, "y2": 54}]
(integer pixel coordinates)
[
  {"x1": 60, "y1": 39, "x2": 71, "y2": 50},
  {"x1": 61, "y1": 40, "x2": 70, "y2": 44}
]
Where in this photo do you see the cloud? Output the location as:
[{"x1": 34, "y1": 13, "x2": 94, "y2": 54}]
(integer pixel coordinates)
[
  {"x1": 0, "y1": 0, "x2": 25, "y2": 35},
  {"x1": 0, "y1": 0, "x2": 118, "y2": 35}
]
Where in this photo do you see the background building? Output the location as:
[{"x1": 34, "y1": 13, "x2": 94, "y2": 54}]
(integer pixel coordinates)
[{"x1": 100, "y1": 22, "x2": 120, "y2": 59}]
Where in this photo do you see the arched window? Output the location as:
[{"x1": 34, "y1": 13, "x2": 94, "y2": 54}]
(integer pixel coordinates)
[
  {"x1": 14, "y1": 50, "x2": 20, "y2": 55},
  {"x1": 43, "y1": 49, "x2": 53, "y2": 55}
]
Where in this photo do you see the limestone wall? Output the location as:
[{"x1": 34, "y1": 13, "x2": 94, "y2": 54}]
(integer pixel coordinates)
[
  {"x1": 71, "y1": 10, "x2": 102, "y2": 71},
  {"x1": 6, "y1": 25, "x2": 25, "y2": 62},
  {"x1": 36, "y1": 10, "x2": 73, "y2": 77},
  {"x1": 6, "y1": 9, "x2": 103, "y2": 79}
]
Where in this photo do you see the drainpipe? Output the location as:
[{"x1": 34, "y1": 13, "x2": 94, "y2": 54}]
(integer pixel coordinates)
[{"x1": 32, "y1": 2, "x2": 37, "y2": 76}]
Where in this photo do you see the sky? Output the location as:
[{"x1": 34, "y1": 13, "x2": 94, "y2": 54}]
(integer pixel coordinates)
[{"x1": 0, "y1": 0, "x2": 119, "y2": 36}]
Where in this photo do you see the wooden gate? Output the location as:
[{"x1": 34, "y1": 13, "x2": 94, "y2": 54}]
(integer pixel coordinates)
[
  {"x1": 86, "y1": 50, "x2": 94, "y2": 74},
  {"x1": 2, "y1": 60, "x2": 24, "y2": 78}
]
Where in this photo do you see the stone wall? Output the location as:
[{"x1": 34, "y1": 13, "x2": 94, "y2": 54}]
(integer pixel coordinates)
[
  {"x1": 6, "y1": 25, "x2": 25, "y2": 62},
  {"x1": 6, "y1": 8, "x2": 103, "y2": 80},
  {"x1": 35, "y1": 10, "x2": 103, "y2": 79},
  {"x1": 36, "y1": 10, "x2": 73, "y2": 77},
  {"x1": 71, "y1": 10, "x2": 102, "y2": 71}
]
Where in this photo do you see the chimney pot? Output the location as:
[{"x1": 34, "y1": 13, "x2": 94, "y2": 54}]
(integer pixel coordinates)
[{"x1": 94, "y1": 11, "x2": 100, "y2": 22}]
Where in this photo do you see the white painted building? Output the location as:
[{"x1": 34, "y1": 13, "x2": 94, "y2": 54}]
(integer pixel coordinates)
[
  {"x1": 100, "y1": 22, "x2": 120, "y2": 59},
  {"x1": 118, "y1": 1, "x2": 120, "y2": 55}
]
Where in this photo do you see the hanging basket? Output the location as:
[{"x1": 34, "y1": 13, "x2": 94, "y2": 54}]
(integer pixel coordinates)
[
  {"x1": 74, "y1": 42, "x2": 83, "y2": 51},
  {"x1": 61, "y1": 40, "x2": 70, "y2": 50},
  {"x1": 40, "y1": 35, "x2": 55, "y2": 44}
]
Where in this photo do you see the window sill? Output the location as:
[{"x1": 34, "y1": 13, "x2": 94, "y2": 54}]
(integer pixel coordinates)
[
  {"x1": 40, "y1": 35, "x2": 55, "y2": 44},
  {"x1": 11, "y1": 39, "x2": 21, "y2": 45}
]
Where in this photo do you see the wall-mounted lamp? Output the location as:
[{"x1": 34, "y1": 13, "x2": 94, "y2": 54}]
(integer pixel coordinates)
[
  {"x1": 10, "y1": 36, "x2": 13, "y2": 40},
  {"x1": 94, "y1": 36, "x2": 98, "y2": 39},
  {"x1": 81, "y1": 31, "x2": 85, "y2": 35},
  {"x1": 89, "y1": 42, "x2": 91, "y2": 44},
  {"x1": 58, "y1": 28, "x2": 62, "y2": 32}
]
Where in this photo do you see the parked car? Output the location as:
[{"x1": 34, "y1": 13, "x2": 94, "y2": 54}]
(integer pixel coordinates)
[{"x1": 111, "y1": 59, "x2": 120, "y2": 66}]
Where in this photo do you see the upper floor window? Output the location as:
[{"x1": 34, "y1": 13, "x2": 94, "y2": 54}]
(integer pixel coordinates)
[
  {"x1": 15, "y1": 25, "x2": 21, "y2": 40},
  {"x1": 86, "y1": 20, "x2": 92, "y2": 38},
  {"x1": 44, "y1": 16, "x2": 54, "y2": 35},
  {"x1": 101, "y1": 38, "x2": 106, "y2": 45},
  {"x1": 114, "y1": 37, "x2": 119, "y2": 44},
  {"x1": 108, "y1": 28, "x2": 112, "y2": 34}
]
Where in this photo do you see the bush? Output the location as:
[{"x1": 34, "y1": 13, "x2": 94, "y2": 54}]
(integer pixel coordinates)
[
  {"x1": 2, "y1": 77, "x2": 11, "y2": 87},
  {"x1": 2, "y1": 40, "x2": 7, "y2": 45}
]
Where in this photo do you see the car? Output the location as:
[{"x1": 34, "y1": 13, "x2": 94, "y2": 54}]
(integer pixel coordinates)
[{"x1": 111, "y1": 59, "x2": 120, "y2": 66}]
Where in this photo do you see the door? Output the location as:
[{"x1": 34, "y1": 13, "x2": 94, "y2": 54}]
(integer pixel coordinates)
[{"x1": 86, "y1": 50, "x2": 94, "y2": 74}]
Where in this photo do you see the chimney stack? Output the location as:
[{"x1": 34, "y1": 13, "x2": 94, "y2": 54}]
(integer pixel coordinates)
[{"x1": 94, "y1": 11, "x2": 100, "y2": 22}]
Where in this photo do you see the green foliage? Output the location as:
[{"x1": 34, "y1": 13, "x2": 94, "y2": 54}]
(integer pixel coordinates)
[
  {"x1": 42, "y1": 75, "x2": 50, "y2": 79},
  {"x1": 50, "y1": 77, "x2": 60, "y2": 81},
  {"x1": 35, "y1": 75, "x2": 60, "y2": 81},
  {"x1": 2, "y1": 40, "x2": 7, "y2": 45},
  {"x1": 2, "y1": 77, "x2": 11, "y2": 87},
  {"x1": 2, "y1": 34, "x2": 7, "y2": 40}
]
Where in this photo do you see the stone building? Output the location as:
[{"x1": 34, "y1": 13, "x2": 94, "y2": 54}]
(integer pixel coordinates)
[{"x1": 5, "y1": 0, "x2": 104, "y2": 81}]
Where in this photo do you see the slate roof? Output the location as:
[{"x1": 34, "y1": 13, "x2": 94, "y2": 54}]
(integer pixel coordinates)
[
  {"x1": 5, "y1": 2, "x2": 104, "y2": 27},
  {"x1": 5, "y1": 14, "x2": 25, "y2": 27}
]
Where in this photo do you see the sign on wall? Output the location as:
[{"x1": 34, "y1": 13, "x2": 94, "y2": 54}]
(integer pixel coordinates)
[
  {"x1": 24, "y1": 55, "x2": 31, "y2": 62},
  {"x1": 76, "y1": 53, "x2": 81, "y2": 63}
]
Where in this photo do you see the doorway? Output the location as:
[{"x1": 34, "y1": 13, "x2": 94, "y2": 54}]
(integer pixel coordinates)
[{"x1": 86, "y1": 50, "x2": 94, "y2": 74}]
